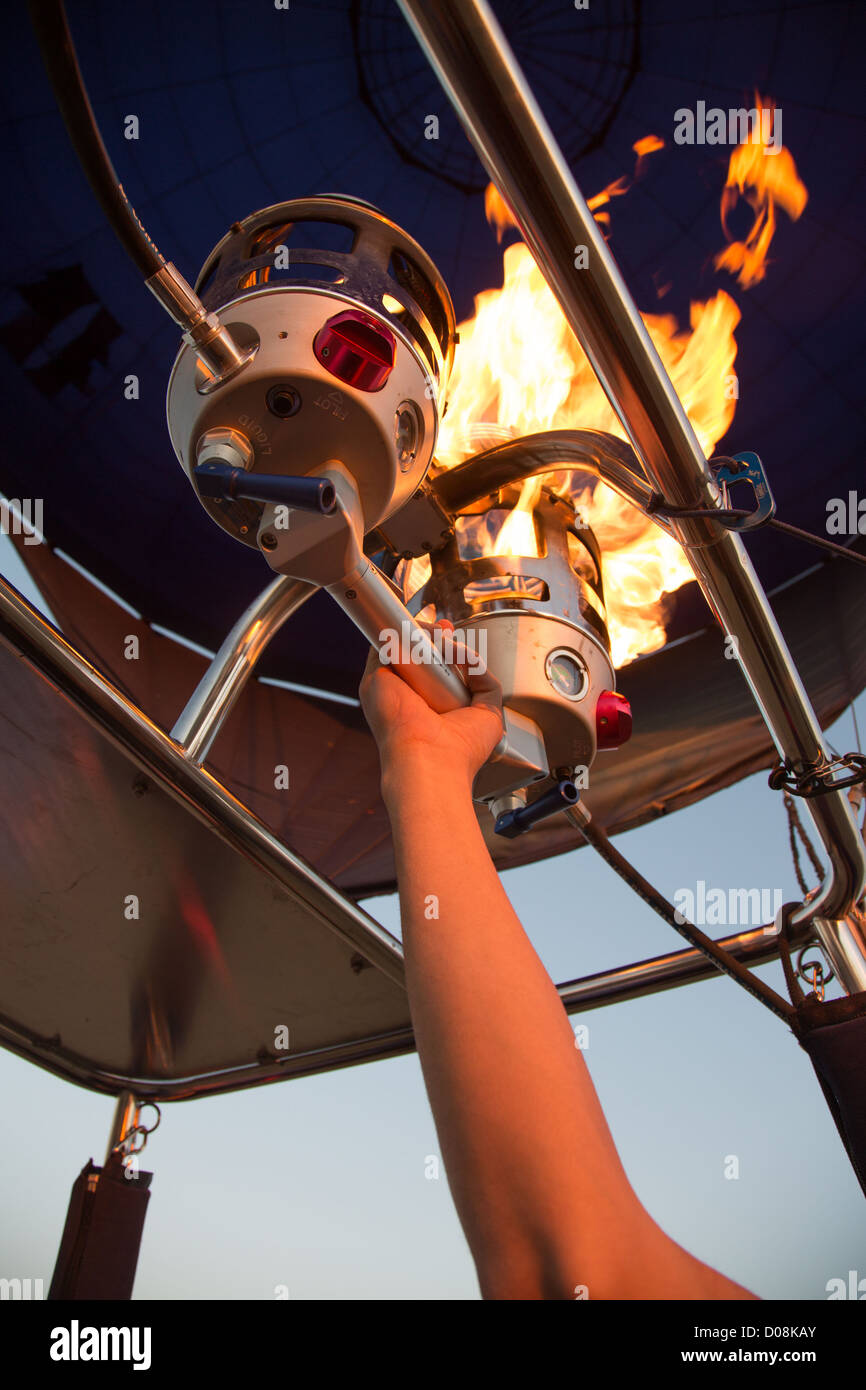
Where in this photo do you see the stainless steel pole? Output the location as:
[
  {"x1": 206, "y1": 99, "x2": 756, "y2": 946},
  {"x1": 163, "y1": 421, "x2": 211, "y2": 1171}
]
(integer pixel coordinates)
[
  {"x1": 398, "y1": 0, "x2": 866, "y2": 989},
  {"x1": 328, "y1": 561, "x2": 470, "y2": 714},
  {"x1": 104, "y1": 1090, "x2": 140, "y2": 1165},
  {"x1": 171, "y1": 576, "x2": 315, "y2": 763},
  {"x1": 557, "y1": 920, "x2": 811, "y2": 1013}
]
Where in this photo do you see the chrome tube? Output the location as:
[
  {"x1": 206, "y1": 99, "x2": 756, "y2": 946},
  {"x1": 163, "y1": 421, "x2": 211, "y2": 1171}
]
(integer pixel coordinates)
[
  {"x1": 557, "y1": 921, "x2": 811, "y2": 1014},
  {"x1": 146, "y1": 261, "x2": 255, "y2": 382},
  {"x1": 104, "y1": 1091, "x2": 140, "y2": 1165},
  {"x1": 171, "y1": 575, "x2": 316, "y2": 763},
  {"x1": 0, "y1": 1005, "x2": 417, "y2": 1101},
  {"x1": 327, "y1": 560, "x2": 470, "y2": 713},
  {"x1": 0, "y1": 921, "x2": 805, "y2": 1100},
  {"x1": 0, "y1": 574, "x2": 406, "y2": 987},
  {"x1": 399, "y1": 0, "x2": 866, "y2": 988},
  {"x1": 397, "y1": 0, "x2": 713, "y2": 505},
  {"x1": 432, "y1": 429, "x2": 659, "y2": 518}
]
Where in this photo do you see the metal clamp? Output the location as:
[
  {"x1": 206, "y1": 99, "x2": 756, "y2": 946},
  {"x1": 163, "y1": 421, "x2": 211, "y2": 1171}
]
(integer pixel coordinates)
[
  {"x1": 770, "y1": 753, "x2": 866, "y2": 799},
  {"x1": 796, "y1": 944, "x2": 834, "y2": 1002},
  {"x1": 112, "y1": 1101, "x2": 161, "y2": 1158},
  {"x1": 709, "y1": 451, "x2": 776, "y2": 531},
  {"x1": 646, "y1": 451, "x2": 776, "y2": 533}
]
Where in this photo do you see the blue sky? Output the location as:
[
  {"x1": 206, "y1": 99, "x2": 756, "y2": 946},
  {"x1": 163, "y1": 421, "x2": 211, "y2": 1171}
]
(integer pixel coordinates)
[{"x1": 0, "y1": 536, "x2": 863, "y2": 1300}]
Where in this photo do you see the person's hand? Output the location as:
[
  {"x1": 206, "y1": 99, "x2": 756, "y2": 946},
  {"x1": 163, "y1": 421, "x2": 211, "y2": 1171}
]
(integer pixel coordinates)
[{"x1": 359, "y1": 619, "x2": 504, "y2": 790}]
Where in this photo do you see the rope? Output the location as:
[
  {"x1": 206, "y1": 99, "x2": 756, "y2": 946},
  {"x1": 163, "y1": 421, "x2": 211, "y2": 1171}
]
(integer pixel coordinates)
[
  {"x1": 570, "y1": 812, "x2": 795, "y2": 1024},
  {"x1": 783, "y1": 791, "x2": 825, "y2": 896},
  {"x1": 649, "y1": 502, "x2": 866, "y2": 569}
]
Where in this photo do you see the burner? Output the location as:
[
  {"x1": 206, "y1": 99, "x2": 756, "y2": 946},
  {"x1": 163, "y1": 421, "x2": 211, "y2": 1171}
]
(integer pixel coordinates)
[
  {"x1": 398, "y1": 485, "x2": 631, "y2": 780},
  {"x1": 166, "y1": 194, "x2": 456, "y2": 548}
]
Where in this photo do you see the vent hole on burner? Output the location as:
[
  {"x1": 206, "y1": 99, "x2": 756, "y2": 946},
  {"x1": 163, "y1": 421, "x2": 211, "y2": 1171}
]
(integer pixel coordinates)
[
  {"x1": 237, "y1": 262, "x2": 346, "y2": 292},
  {"x1": 247, "y1": 220, "x2": 355, "y2": 258},
  {"x1": 464, "y1": 576, "x2": 549, "y2": 604}
]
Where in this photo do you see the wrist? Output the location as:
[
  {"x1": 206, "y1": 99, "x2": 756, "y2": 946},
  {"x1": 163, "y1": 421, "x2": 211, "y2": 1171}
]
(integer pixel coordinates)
[{"x1": 380, "y1": 747, "x2": 475, "y2": 812}]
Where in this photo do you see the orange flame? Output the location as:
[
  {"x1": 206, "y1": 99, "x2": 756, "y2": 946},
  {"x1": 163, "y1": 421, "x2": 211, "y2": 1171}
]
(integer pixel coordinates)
[
  {"x1": 484, "y1": 184, "x2": 515, "y2": 244},
  {"x1": 433, "y1": 117, "x2": 804, "y2": 667},
  {"x1": 714, "y1": 96, "x2": 808, "y2": 287},
  {"x1": 495, "y1": 477, "x2": 543, "y2": 557},
  {"x1": 486, "y1": 136, "x2": 666, "y2": 241},
  {"x1": 588, "y1": 135, "x2": 665, "y2": 234}
]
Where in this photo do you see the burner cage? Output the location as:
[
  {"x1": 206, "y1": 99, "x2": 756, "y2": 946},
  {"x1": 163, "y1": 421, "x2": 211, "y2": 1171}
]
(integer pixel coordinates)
[{"x1": 397, "y1": 486, "x2": 616, "y2": 774}]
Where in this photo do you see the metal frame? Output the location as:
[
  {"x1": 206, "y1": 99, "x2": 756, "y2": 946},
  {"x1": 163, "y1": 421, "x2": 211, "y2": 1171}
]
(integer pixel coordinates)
[
  {"x1": 170, "y1": 575, "x2": 315, "y2": 764},
  {"x1": 2, "y1": 0, "x2": 865, "y2": 1100},
  {"x1": 0, "y1": 563, "x2": 820, "y2": 1099},
  {"x1": 397, "y1": 0, "x2": 866, "y2": 991},
  {"x1": 0, "y1": 574, "x2": 405, "y2": 990}
]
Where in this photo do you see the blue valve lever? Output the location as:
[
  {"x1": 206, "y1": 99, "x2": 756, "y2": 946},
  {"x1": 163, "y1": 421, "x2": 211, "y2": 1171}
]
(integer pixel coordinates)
[
  {"x1": 194, "y1": 461, "x2": 337, "y2": 515},
  {"x1": 494, "y1": 779, "x2": 579, "y2": 839}
]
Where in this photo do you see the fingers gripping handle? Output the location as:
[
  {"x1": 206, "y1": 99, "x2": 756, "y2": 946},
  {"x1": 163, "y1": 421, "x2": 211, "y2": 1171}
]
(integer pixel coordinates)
[
  {"x1": 258, "y1": 476, "x2": 546, "y2": 788},
  {"x1": 327, "y1": 561, "x2": 470, "y2": 714},
  {"x1": 328, "y1": 560, "x2": 549, "y2": 796}
]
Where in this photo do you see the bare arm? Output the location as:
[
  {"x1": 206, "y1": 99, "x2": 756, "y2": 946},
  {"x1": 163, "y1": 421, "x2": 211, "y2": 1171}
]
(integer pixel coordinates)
[{"x1": 361, "y1": 631, "x2": 757, "y2": 1301}]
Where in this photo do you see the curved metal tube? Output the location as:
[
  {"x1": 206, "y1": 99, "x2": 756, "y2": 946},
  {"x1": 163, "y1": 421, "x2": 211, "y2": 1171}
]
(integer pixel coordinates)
[
  {"x1": 399, "y1": 0, "x2": 866, "y2": 989},
  {"x1": 432, "y1": 429, "x2": 661, "y2": 520},
  {"x1": 171, "y1": 576, "x2": 316, "y2": 764}
]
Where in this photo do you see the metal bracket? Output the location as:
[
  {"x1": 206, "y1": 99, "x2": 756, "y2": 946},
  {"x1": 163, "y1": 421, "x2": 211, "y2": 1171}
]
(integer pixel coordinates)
[{"x1": 372, "y1": 482, "x2": 455, "y2": 559}]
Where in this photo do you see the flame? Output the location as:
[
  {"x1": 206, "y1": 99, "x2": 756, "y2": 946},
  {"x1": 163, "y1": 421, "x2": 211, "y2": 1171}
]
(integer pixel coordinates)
[
  {"x1": 485, "y1": 184, "x2": 515, "y2": 244},
  {"x1": 495, "y1": 477, "x2": 543, "y2": 557},
  {"x1": 486, "y1": 136, "x2": 665, "y2": 242},
  {"x1": 434, "y1": 116, "x2": 804, "y2": 667},
  {"x1": 435, "y1": 244, "x2": 735, "y2": 667},
  {"x1": 633, "y1": 133, "x2": 666, "y2": 162},
  {"x1": 587, "y1": 135, "x2": 666, "y2": 235},
  {"x1": 714, "y1": 96, "x2": 808, "y2": 287}
]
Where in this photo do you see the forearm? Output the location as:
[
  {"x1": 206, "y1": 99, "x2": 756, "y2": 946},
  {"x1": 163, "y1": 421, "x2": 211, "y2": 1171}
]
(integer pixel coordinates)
[
  {"x1": 384, "y1": 757, "x2": 675, "y2": 1296},
  {"x1": 363, "y1": 636, "x2": 756, "y2": 1300}
]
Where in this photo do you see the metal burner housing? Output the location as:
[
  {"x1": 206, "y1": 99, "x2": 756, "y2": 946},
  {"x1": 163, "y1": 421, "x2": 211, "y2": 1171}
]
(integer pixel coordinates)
[
  {"x1": 165, "y1": 195, "x2": 457, "y2": 549},
  {"x1": 402, "y1": 486, "x2": 620, "y2": 774}
]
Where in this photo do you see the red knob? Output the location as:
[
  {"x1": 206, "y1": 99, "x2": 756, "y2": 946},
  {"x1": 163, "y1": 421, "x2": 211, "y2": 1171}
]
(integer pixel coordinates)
[
  {"x1": 313, "y1": 309, "x2": 395, "y2": 392},
  {"x1": 596, "y1": 690, "x2": 632, "y2": 749}
]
